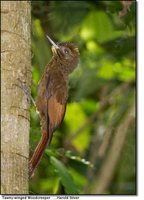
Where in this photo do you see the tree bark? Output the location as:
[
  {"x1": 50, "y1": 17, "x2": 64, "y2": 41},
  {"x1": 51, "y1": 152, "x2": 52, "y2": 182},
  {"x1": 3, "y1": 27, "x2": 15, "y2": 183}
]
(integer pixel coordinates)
[{"x1": 1, "y1": 1, "x2": 31, "y2": 194}]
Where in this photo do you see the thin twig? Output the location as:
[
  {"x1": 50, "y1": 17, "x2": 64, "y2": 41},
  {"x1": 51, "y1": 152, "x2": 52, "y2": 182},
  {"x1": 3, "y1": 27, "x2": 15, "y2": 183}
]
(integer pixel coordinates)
[{"x1": 91, "y1": 103, "x2": 135, "y2": 194}]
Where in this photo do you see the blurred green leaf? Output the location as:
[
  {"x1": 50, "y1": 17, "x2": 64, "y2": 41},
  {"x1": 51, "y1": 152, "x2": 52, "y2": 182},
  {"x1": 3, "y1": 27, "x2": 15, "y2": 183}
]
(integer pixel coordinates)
[
  {"x1": 80, "y1": 10, "x2": 123, "y2": 43},
  {"x1": 65, "y1": 103, "x2": 90, "y2": 152},
  {"x1": 65, "y1": 150, "x2": 93, "y2": 168},
  {"x1": 50, "y1": 156, "x2": 79, "y2": 194}
]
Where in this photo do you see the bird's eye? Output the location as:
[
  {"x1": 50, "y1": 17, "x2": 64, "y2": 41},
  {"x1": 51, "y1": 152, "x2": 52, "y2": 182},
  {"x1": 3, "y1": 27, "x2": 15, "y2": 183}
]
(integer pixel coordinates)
[{"x1": 64, "y1": 48, "x2": 69, "y2": 54}]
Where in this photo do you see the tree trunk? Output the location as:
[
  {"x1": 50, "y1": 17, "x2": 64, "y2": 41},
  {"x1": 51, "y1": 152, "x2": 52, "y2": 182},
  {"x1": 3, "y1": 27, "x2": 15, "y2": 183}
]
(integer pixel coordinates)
[{"x1": 1, "y1": 1, "x2": 31, "y2": 194}]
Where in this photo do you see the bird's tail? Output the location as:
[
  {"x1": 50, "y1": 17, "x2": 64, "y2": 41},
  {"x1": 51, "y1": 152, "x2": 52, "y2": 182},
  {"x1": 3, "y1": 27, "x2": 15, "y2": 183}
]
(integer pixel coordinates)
[{"x1": 29, "y1": 131, "x2": 49, "y2": 178}]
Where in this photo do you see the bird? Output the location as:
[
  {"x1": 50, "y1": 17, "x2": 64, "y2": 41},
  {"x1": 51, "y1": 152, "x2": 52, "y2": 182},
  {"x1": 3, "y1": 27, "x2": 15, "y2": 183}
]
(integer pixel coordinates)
[{"x1": 29, "y1": 35, "x2": 80, "y2": 177}]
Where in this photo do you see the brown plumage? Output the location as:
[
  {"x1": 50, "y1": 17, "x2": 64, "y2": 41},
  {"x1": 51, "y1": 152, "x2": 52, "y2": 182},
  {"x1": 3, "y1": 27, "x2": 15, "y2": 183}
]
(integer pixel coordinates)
[{"x1": 29, "y1": 37, "x2": 80, "y2": 177}]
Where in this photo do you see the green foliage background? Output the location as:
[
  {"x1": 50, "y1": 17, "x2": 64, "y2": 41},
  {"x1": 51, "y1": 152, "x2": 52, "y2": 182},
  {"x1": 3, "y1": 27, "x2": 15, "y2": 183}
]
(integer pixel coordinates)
[{"x1": 30, "y1": 1, "x2": 136, "y2": 195}]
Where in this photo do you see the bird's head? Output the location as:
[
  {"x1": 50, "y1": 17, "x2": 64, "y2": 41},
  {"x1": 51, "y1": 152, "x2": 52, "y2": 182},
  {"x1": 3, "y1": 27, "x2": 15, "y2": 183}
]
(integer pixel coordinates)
[{"x1": 47, "y1": 35, "x2": 80, "y2": 73}]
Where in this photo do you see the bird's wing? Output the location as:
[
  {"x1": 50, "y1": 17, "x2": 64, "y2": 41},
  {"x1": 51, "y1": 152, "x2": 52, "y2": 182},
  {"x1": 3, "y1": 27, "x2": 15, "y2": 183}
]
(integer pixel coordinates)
[
  {"x1": 46, "y1": 70, "x2": 68, "y2": 136},
  {"x1": 36, "y1": 69, "x2": 68, "y2": 141},
  {"x1": 48, "y1": 96, "x2": 66, "y2": 137}
]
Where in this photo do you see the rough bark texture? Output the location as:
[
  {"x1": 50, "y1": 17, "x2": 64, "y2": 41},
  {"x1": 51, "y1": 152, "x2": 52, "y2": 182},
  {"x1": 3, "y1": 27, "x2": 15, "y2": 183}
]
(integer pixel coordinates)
[{"x1": 1, "y1": 1, "x2": 31, "y2": 194}]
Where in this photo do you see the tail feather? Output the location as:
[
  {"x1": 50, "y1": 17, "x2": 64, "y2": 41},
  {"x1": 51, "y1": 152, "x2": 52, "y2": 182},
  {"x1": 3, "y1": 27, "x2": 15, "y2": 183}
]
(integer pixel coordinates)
[{"x1": 29, "y1": 131, "x2": 49, "y2": 178}]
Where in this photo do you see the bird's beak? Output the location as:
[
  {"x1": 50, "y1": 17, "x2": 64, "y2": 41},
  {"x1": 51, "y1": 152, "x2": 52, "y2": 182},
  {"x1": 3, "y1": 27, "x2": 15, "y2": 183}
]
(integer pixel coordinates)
[{"x1": 46, "y1": 35, "x2": 59, "y2": 49}]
